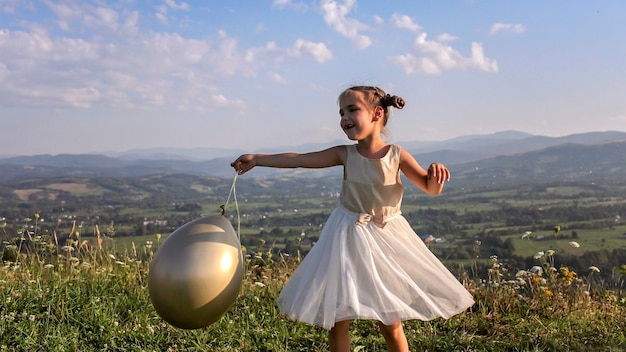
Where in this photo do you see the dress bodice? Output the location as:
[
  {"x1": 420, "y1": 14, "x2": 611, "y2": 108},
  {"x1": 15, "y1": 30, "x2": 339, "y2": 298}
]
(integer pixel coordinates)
[{"x1": 340, "y1": 144, "x2": 404, "y2": 218}]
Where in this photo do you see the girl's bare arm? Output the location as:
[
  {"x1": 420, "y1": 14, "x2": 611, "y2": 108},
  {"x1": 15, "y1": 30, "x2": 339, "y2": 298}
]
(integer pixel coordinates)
[
  {"x1": 398, "y1": 147, "x2": 449, "y2": 195},
  {"x1": 231, "y1": 145, "x2": 346, "y2": 175}
]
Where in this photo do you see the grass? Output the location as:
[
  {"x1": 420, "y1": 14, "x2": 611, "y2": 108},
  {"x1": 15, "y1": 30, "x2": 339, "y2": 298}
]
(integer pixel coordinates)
[{"x1": 1, "y1": 222, "x2": 626, "y2": 351}]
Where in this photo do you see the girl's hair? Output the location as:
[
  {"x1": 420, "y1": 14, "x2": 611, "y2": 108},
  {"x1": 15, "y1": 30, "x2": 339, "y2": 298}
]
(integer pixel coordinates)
[{"x1": 338, "y1": 86, "x2": 406, "y2": 126}]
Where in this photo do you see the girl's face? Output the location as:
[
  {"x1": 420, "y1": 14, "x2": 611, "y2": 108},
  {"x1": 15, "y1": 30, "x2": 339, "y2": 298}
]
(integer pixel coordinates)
[{"x1": 339, "y1": 93, "x2": 381, "y2": 141}]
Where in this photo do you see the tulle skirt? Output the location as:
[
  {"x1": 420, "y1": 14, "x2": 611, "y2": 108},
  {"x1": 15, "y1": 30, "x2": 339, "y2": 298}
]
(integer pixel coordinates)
[{"x1": 277, "y1": 205, "x2": 475, "y2": 330}]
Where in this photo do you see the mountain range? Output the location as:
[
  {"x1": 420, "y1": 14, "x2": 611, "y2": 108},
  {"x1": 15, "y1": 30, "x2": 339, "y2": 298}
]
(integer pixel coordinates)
[{"x1": 1, "y1": 130, "x2": 625, "y2": 184}]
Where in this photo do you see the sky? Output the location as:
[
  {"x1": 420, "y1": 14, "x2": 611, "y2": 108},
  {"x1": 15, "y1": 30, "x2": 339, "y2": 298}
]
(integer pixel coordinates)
[{"x1": 1, "y1": 0, "x2": 625, "y2": 157}]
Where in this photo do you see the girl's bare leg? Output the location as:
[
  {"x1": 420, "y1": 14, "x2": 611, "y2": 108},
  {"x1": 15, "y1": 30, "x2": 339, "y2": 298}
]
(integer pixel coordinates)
[
  {"x1": 377, "y1": 321, "x2": 409, "y2": 352},
  {"x1": 329, "y1": 320, "x2": 351, "y2": 352}
]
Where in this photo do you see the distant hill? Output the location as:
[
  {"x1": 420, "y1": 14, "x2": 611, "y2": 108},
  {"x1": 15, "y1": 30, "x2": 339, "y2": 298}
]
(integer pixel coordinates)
[
  {"x1": 1, "y1": 130, "x2": 625, "y2": 182},
  {"x1": 106, "y1": 147, "x2": 245, "y2": 161},
  {"x1": 451, "y1": 141, "x2": 626, "y2": 186},
  {"x1": 403, "y1": 130, "x2": 626, "y2": 164}
]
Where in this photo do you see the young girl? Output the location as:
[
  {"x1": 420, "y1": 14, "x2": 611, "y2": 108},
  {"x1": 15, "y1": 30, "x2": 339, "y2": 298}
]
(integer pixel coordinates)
[{"x1": 231, "y1": 85, "x2": 474, "y2": 352}]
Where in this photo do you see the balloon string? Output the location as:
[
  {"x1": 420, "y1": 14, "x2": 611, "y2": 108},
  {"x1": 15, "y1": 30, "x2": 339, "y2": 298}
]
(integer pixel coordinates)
[{"x1": 221, "y1": 171, "x2": 241, "y2": 242}]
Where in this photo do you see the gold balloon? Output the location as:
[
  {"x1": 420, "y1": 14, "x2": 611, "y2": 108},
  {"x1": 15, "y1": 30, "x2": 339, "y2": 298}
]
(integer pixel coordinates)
[{"x1": 148, "y1": 215, "x2": 243, "y2": 329}]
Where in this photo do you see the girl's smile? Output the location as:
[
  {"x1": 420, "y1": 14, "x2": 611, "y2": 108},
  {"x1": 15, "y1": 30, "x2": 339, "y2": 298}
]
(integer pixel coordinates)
[{"x1": 342, "y1": 122, "x2": 355, "y2": 130}]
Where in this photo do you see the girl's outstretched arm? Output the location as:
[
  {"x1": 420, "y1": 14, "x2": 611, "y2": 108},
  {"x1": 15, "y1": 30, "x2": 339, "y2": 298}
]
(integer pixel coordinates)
[
  {"x1": 231, "y1": 145, "x2": 346, "y2": 175},
  {"x1": 398, "y1": 147, "x2": 450, "y2": 195}
]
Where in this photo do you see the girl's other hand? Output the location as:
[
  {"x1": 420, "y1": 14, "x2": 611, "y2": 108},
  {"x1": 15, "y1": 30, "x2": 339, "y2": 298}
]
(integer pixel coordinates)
[
  {"x1": 427, "y1": 162, "x2": 450, "y2": 184},
  {"x1": 231, "y1": 154, "x2": 256, "y2": 175}
]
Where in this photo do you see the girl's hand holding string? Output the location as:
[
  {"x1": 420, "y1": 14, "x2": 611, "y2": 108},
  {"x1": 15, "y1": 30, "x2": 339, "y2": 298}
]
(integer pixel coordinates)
[
  {"x1": 427, "y1": 162, "x2": 450, "y2": 184},
  {"x1": 231, "y1": 154, "x2": 256, "y2": 175}
]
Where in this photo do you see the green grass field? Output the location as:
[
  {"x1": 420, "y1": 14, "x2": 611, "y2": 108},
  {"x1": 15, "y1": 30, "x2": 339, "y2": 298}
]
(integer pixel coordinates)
[{"x1": 1, "y1": 225, "x2": 625, "y2": 351}]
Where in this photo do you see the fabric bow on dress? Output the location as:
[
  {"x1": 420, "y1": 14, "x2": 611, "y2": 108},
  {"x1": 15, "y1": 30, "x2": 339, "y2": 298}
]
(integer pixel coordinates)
[{"x1": 356, "y1": 213, "x2": 387, "y2": 228}]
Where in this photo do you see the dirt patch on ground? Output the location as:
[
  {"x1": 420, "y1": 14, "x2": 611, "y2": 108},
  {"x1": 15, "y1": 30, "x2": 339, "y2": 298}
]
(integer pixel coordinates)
[
  {"x1": 45, "y1": 183, "x2": 102, "y2": 195},
  {"x1": 14, "y1": 189, "x2": 42, "y2": 201}
]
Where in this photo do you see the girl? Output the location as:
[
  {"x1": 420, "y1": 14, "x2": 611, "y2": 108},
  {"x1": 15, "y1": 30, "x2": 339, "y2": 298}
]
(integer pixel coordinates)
[{"x1": 231, "y1": 86, "x2": 474, "y2": 352}]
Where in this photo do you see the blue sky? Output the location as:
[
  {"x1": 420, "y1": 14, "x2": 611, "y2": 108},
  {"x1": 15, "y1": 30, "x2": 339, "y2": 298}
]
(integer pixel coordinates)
[{"x1": 1, "y1": 0, "x2": 625, "y2": 156}]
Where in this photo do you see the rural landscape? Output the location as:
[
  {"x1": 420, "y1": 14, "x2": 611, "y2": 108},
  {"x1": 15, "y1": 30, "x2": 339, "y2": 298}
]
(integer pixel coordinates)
[{"x1": 1, "y1": 131, "x2": 626, "y2": 351}]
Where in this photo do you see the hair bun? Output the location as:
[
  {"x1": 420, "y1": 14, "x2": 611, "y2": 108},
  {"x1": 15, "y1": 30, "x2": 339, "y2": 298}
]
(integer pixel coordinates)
[{"x1": 383, "y1": 94, "x2": 405, "y2": 110}]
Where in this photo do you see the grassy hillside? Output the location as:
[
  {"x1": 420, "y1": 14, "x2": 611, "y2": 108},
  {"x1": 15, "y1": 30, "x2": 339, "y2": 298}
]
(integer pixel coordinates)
[{"x1": 1, "y1": 233, "x2": 625, "y2": 351}]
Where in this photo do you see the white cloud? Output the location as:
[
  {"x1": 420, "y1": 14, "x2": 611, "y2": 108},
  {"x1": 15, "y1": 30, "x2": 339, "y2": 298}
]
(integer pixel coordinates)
[
  {"x1": 389, "y1": 32, "x2": 498, "y2": 74},
  {"x1": 155, "y1": 0, "x2": 189, "y2": 24},
  {"x1": 437, "y1": 33, "x2": 458, "y2": 42},
  {"x1": 257, "y1": 39, "x2": 333, "y2": 64},
  {"x1": 268, "y1": 72, "x2": 289, "y2": 84},
  {"x1": 272, "y1": 0, "x2": 309, "y2": 12},
  {"x1": 489, "y1": 23, "x2": 526, "y2": 35},
  {"x1": 0, "y1": 0, "x2": 21, "y2": 13},
  {"x1": 272, "y1": 0, "x2": 291, "y2": 9},
  {"x1": 373, "y1": 15, "x2": 384, "y2": 25},
  {"x1": 320, "y1": 0, "x2": 372, "y2": 49},
  {"x1": 467, "y1": 42, "x2": 498, "y2": 72},
  {"x1": 155, "y1": 6, "x2": 168, "y2": 23},
  {"x1": 164, "y1": 0, "x2": 189, "y2": 11},
  {"x1": 390, "y1": 13, "x2": 420, "y2": 32},
  {"x1": 290, "y1": 39, "x2": 333, "y2": 63},
  {"x1": 42, "y1": 1, "x2": 138, "y2": 35},
  {"x1": 85, "y1": 6, "x2": 120, "y2": 30},
  {"x1": 123, "y1": 11, "x2": 140, "y2": 35},
  {"x1": 0, "y1": 14, "x2": 332, "y2": 113},
  {"x1": 309, "y1": 83, "x2": 331, "y2": 92},
  {"x1": 62, "y1": 87, "x2": 102, "y2": 108},
  {"x1": 211, "y1": 94, "x2": 247, "y2": 111},
  {"x1": 45, "y1": 1, "x2": 83, "y2": 22}
]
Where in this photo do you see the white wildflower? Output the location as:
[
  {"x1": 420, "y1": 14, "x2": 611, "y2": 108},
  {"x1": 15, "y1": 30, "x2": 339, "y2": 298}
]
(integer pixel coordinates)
[
  {"x1": 546, "y1": 250, "x2": 555, "y2": 256},
  {"x1": 254, "y1": 282, "x2": 266, "y2": 288},
  {"x1": 569, "y1": 241, "x2": 580, "y2": 248},
  {"x1": 533, "y1": 251, "x2": 545, "y2": 259},
  {"x1": 588, "y1": 266, "x2": 600, "y2": 273}
]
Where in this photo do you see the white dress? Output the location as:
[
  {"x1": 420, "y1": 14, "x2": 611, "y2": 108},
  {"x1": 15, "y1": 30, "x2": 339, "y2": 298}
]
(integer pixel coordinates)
[{"x1": 277, "y1": 144, "x2": 475, "y2": 330}]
